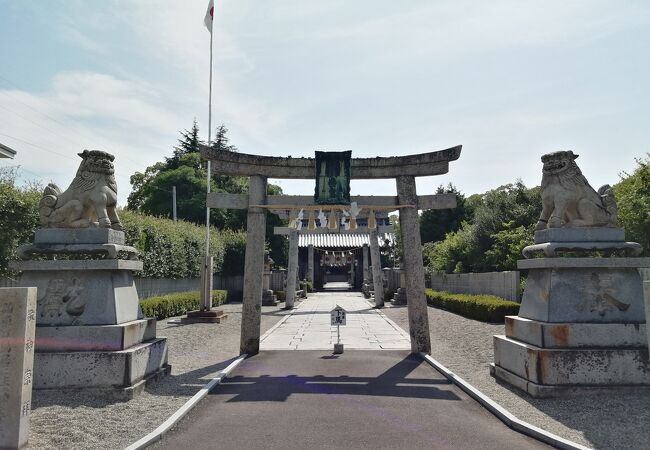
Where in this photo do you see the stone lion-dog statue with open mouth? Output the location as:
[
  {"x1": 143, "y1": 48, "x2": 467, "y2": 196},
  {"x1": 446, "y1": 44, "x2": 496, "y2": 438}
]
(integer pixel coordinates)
[
  {"x1": 535, "y1": 150, "x2": 617, "y2": 231},
  {"x1": 39, "y1": 150, "x2": 123, "y2": 230}
]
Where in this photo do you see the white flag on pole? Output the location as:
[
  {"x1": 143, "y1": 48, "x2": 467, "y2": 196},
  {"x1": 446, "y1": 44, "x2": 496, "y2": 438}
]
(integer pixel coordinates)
[{"x1": 204, "y1": 0, "x2": 214, "y2": 33}]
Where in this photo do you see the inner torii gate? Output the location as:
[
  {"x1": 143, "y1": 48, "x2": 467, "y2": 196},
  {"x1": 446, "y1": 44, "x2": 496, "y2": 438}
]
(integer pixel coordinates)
[{"x1": 201, "y1": 145, "x2": 462, "y2": 355}]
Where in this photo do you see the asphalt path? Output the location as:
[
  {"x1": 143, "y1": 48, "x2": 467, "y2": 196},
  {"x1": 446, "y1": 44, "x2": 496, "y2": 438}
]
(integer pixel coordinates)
[{"x1": 154, "y1": 350, "x2": 550, "y2": 449}]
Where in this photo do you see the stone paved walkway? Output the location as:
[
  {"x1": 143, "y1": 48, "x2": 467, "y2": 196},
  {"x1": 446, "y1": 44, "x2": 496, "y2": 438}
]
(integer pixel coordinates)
[{"x1": 260, "y1": 288, "x2": 411, "y2": 351}]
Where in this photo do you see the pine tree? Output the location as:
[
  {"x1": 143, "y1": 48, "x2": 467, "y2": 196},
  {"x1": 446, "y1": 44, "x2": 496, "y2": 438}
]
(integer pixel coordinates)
[
  {"x1": 168, "y1": 119, "x2": 202, "y2": 169},
  {"x1": 210, "y1": 124, "x2": 237, "y2": 153}
]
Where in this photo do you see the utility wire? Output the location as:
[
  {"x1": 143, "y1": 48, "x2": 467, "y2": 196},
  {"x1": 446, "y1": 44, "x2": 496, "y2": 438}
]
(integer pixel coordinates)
[
  {"x1": 0, "y1": 132, "x2": 79, "y2": 161},
  {"x1": 0, "y1": 72, "x2": 165, "y2": 173}
]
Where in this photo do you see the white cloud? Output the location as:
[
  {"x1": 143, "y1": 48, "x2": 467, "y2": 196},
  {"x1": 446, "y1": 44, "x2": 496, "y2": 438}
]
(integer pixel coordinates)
[{"x1": 0, "y1": 71, "x2": 188, "y2": 204}]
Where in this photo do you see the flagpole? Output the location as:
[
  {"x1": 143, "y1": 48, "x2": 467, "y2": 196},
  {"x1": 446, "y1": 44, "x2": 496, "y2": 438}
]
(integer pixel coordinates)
[{"x1": 203, "y1": 6, "x2": 214, "y2": 310}]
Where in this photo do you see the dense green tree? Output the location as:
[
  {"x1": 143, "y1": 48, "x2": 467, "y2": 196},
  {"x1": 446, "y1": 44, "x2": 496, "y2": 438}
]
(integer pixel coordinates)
[
  {"x1": 423, "y1": 226, "x2": 473, "y2": 274},
  {"x1": 0, "y1": 168, "x2": 41, "y2": 276},
  {"x1": 167, "y1": 118, "x2": 203, "y2": 169},
  {"x1": 127, "y1": 121, "x2": 288, "y2": 267},
  {"x1": 468, "y1": 182, "x2": 539, "y2": 252},
  {"x1": 615, "y1": 154, "x2": 650, "y2": 255},
  {"x1": 482, "y1": 224, "x2": 534, "y2": 272},
  {"x1": 424, "y1": 180, "x2": 541, "y2": 273},
  {"x1": 420, "y1": 184, "x2": 470, "y2": 244}
]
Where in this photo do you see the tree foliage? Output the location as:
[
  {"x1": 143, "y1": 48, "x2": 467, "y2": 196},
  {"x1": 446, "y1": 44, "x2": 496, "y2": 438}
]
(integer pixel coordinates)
[
  {"x1": 0, "y1": 168, "x2": 41, "y2": 277},
  {"x1": 615, "y1": 154, "x2": 650, "y2": 255},
  {"x1": 126, "y1": 121, "x2": 288, "y2": 267},
  {"x1": 423, "y1": 181, "x2": 540, "y2": 273},
  {"x1": 420, "y1": 184, "x2": 472, "y2": 244}
]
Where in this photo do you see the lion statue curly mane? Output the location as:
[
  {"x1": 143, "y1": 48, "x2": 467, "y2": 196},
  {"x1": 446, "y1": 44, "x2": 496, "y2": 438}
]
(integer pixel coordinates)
[
  {"x1": 39, "y1": 150, "x2": 123, "y2": 230},
  {"x1": 535, "y1": 150, "x2": 617, "y2": 231}
]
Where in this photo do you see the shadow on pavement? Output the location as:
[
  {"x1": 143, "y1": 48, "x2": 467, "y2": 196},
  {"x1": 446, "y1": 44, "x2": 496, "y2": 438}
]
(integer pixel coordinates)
[{"x1": 211, "y1": 353, "x2": 459, "y2": 403}]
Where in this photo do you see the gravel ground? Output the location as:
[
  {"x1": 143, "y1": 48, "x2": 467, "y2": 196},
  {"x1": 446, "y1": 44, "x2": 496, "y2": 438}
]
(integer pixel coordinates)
[
  {"x1": 382, "y1": 304, "x2": 650, "y2": 450},
  {"x1": 28, "y1": 303, "x2": 289, "y2": 450}
]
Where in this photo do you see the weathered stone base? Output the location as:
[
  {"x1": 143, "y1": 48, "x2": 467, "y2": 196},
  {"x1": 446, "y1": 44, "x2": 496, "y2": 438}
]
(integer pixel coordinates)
[
  {"x1": 34, "y1": 364, "x2": 171, "y2": 402},
  {"x1": 34, "y1": 338, "x2": 170, "y2": 391},
  {"x1": 181, "y1": 309, "x2": 228, "y2": 324},
  {"x1": 493, "y1": 334, "x2": 650, "y2": 393},
  {"x1": 490, "y1": 363, "x2": 650, "y2": 398},
  {"x1": 516, "y1": 259, "x2": 650, "y2": 323},
  {"x1": 35, "y1": 319, "x2": 156, "y2": 352},
  {"x1": 362, "y1": 282, "x2": 372, "y2": 298},
  {"x1": 391, "y1": 287, "x2": 407, "y2": 305},
  {"x1": 11, "y1": 259, "x2": 143, "y2": 326},
  {"x1": 261, "y1": 290, "x2": 278, "y2": 306},
  {"x1": 504, "y1": 316, "x2": 647, "y2": 348}
]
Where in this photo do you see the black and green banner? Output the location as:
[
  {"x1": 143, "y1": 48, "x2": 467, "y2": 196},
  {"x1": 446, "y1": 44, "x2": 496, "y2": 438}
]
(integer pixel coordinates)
[{"x1": 314, "y1": 151, "x2": 351, "y2": 204}]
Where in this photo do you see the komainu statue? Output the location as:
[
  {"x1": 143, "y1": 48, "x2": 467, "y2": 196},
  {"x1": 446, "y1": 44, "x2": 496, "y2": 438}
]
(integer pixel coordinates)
[
  {"x1": 535, "y1": 150, "x2": 617, "y2": 230},
  {"x1": 39, "y1": 150, "x2": 123, "y2": 230}
]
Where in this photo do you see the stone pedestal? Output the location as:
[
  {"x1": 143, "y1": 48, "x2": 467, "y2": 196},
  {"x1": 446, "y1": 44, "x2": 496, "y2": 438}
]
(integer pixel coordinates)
[
  {"x1": 392, "y1": 288, "x2": 407, "y2": 305},
  {"x1": 492, "y1": 253, "x2": 650, "y2": 397},
  {"x1": 0, "y1": 288, "x2": 37, "y2": 450},
  {"x1": 11, "y1": 230, "x2": 170, "y2": 396},
  {"x1": 181, "y1": 309, "x2": 227, "y2": 324},
  {"x1": 392, "y1": 270, "x2": 407, "y2": 305},
  {"x1": 262, "y1": 289, "x2": 278, "y2": 306},
  {"x1": 261, "y1": 254, "x2": 278, "y2": 306}
]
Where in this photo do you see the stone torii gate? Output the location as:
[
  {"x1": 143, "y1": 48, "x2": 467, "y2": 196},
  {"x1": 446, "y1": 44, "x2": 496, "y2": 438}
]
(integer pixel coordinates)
[{"x1": 201, "y1": 145, "x2": 462, "y2": 355}]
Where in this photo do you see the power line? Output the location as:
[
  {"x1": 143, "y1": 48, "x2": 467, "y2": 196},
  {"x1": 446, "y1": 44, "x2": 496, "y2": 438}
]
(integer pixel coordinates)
[
  {"x1": 0, "y1": 72, "x2": 164, "y2": 173},
  {"x1": 0, "y1": 132, "x2": 78, "y2": 161},
  {"x1": 0, "y1": 103, "x2": 84, "y2": 148}
]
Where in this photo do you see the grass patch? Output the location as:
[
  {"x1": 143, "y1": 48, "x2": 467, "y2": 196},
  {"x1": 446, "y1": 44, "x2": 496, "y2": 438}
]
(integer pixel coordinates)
[
  {"x1": 140, "y1": 290, "x2": 228, "y2": 320},
  {"x1": 425, "y1": 289, "x2": 519, "y2": 322}
]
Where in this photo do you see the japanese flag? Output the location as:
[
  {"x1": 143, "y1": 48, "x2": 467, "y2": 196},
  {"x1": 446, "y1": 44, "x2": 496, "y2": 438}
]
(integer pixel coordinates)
[{"x1": 204, "y1": 0, "x2": 214, "y2": 32}]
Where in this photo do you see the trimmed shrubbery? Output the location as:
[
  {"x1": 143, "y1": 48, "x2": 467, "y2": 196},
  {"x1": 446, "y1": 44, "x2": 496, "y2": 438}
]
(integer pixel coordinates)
[
  {"x1": 425, "y1": 289, "x2": 519, "y2": 322},
  {"x1": 139, "y1": 290, "x2": 228, "y2": 319}
]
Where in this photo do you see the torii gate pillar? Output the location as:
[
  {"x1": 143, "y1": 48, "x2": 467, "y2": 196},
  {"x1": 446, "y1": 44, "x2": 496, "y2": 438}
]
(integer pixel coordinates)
[
  {"x1": 397, "y1": 175, "x2": 431, "y2": 354},
  {"x1": 240, "y1": 175, "x2": 267, "y2": 355}
]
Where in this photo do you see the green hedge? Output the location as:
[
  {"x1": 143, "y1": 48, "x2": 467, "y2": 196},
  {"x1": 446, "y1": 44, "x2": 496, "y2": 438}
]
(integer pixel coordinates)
[
  {"x1": 425, "y1": 289, "x2": 519, "y2": 322},
  {"x1": 0, "y1": 183, "x2": 247, "y2": 278},
  {"x1": 140, "y1": 290, "x2": 228, "y2": 320},
  {"x1": 121, "y1": 210, "x2": 223, "y2": 278}
]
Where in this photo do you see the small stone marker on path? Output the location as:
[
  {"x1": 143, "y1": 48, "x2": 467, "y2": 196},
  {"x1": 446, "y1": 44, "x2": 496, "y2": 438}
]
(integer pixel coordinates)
[
  {"x1": 0, "y1": 287, "x2": 37, "y2": 450},
  {"x1": 331, "y1": 305, "x2": 346, "y2": 354}
]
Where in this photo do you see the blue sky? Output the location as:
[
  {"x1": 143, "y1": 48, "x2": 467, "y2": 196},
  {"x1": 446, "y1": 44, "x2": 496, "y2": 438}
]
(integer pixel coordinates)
[{"x1": 1, "y1": 0, "x2": 649, "y2": 205}]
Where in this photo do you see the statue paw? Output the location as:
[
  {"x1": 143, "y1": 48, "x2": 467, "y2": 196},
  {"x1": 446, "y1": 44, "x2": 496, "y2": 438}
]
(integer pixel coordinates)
[
  {"x1": 548, "y1": 216, "x2": 563, "y2": 228},
  {"x1": 97, "y1": 218, "x2": 111, "y2": 228},
  {"x1": 534, "y1": 221, "x2": 547, "y2": 231},
  {"x1": 111, "y1": 222, "x2": 123, "y2": 231}
]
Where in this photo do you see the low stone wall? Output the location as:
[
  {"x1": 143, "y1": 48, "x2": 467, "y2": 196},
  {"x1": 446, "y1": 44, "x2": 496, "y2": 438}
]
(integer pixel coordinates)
[
  {"x1": 426, "y1": 271, "x2": 521, "y2": 302},
  {"x1": 135, "y1": 275, "x2": 244, "y2": 300}
]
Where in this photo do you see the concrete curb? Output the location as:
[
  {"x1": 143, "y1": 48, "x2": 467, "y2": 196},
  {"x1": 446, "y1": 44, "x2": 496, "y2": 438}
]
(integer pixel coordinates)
[
  {"x1": 124, "y1": 354, "x2": 248, "y2": 450},
  {"x1": 419, "y1": 353, "x2": 592, "y2": 450}
]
